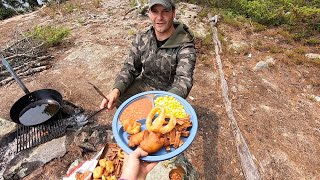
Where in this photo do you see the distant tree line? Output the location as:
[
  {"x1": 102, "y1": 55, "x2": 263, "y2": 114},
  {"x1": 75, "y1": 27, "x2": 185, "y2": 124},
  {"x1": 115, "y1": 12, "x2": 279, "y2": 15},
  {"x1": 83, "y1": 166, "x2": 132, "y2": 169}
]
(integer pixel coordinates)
[{"x1": 0, "y1": 0, "x2": 66, "y2": 20}]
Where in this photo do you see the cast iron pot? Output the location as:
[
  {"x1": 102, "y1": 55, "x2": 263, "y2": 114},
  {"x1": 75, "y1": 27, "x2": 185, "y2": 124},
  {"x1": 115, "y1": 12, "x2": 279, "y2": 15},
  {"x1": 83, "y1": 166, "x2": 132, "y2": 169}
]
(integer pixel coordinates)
[{"x1": 2, "y1": 58, "x2": 63, "y2": 126}]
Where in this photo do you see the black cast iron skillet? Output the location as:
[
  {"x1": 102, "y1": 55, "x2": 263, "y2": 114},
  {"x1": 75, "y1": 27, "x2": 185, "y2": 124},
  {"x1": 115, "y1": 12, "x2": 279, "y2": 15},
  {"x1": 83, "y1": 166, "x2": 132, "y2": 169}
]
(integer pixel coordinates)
[{"x1": 2, "y1": 58, "x2": 63, "y2": 126}]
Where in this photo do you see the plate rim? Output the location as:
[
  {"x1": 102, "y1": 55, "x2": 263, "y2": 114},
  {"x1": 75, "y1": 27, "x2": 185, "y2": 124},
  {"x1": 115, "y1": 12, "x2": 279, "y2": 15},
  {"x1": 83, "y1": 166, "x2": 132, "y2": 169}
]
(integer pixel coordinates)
[{"x1": 112, "y1": 90, "x2": 198, "y2": 162}]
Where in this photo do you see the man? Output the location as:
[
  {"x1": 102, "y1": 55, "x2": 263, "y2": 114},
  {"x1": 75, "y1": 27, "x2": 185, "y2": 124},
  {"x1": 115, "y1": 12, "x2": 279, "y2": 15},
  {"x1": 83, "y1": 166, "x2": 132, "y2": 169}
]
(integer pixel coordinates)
[{"x1": 100, "y1": 0, "x2": 196, "y2": 111}]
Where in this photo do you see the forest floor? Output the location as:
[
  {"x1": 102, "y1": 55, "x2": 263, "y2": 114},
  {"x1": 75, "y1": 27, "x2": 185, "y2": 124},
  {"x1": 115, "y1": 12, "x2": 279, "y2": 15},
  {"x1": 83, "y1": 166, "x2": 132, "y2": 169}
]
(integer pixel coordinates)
[{"x1": 0, "y1": 0, "x2": 319, "y2": 179}]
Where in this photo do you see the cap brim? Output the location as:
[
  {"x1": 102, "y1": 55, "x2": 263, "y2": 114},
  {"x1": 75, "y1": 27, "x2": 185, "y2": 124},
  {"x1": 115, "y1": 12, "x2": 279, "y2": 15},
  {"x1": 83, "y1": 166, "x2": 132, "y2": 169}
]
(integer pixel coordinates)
[{"x1": 149, "y1": 2, "x2": 172, "y2": 10}]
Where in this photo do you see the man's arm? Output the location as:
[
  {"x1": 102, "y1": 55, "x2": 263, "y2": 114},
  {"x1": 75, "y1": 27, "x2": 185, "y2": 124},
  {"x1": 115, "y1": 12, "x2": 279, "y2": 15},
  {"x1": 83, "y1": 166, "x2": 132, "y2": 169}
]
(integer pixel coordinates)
[
  {"x1": 168, "y1": 44, "x2": 196, "y2": 98},
  {"x1": 113, "y1": 34, "x2": 143, "y2": 95},
  {"x1": 100, "y1": 35, "x2": 143, "y2": 111}
]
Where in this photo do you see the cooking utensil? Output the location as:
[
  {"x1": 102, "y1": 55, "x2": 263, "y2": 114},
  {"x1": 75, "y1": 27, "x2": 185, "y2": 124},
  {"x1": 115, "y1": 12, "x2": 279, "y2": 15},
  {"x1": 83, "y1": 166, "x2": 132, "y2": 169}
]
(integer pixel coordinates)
[
  {"x1": 88, "y1": 82, "x2": 108, "y2": 99},
  {"x1": 1, "y1": 57, "x2": 63, "y2": 126},
  {"x1": 82, "y1": 82, "x2": 109, "y2": 122}
]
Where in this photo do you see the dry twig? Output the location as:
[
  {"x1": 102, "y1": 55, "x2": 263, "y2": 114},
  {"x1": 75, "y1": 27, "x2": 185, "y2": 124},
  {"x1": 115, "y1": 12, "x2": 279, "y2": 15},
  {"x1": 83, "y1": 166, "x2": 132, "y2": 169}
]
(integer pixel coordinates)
[{"x1": 0, "y1": 36, "x2": 53, "y2": 86}]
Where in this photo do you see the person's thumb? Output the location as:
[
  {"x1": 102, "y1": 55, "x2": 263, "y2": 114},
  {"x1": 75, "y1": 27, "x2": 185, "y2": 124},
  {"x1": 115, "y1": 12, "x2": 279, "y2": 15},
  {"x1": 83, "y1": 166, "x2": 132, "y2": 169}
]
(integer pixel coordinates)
[{"x1": 135, "y1": 147, "x2": 148, "y2": 157}]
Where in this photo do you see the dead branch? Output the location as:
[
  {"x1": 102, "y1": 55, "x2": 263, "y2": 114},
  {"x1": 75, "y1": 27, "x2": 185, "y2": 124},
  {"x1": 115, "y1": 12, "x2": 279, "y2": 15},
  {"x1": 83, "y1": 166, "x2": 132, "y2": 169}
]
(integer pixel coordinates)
[
  {"x1": 5, "y1": 54, "x2": 38, "y2": 60},
  {"x1": 18, "y1": 65, "x2": 52, "y2": 77},
  {"x1": 14, "y1": 60, "x2": 52, "y2": 73},
  {"x1": 124, "y1": 7, "x2": 138, "y2": 17},
  {"x1": 25, "y1": 42, "x2": 45, "y2": 54},
  {"x1": 0, "y1": 65, "x2": 51, "y2": 85},
  {"x1": 123, "y1": 0, "x2": 149, "y2": 18},
  {"x1": 139, "y1": 5, "x2": 149, "y2": 15},
  {"x1": 0, "y1": 77, "x2": 14, "y2": 86},
  {"x1": 0, "y1": 35, "x2": 53, "y2": 87},
  {"x1": 208, "y1": 13, "x2": 261, "y2": 180}
]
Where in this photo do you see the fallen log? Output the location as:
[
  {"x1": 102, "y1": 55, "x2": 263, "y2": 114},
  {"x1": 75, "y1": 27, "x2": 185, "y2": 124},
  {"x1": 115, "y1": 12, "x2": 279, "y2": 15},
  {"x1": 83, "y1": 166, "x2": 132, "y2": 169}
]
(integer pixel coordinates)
[{"x1": 208, "y1": 13, "x2": 261, "y2": 180}]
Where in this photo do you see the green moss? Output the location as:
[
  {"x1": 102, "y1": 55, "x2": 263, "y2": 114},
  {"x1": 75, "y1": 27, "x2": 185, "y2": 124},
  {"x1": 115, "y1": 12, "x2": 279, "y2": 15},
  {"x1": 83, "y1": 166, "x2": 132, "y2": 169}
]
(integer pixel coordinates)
[
  {"x1": 64, "y1": 3, "x2": 76, "y2": 13},
  {"x1": 312, "y1": 58, "x2": 320, "y2": 65},
  {"x1": 203, "y1": 32, "x2": 213, "y2": 47},
  {"x1": 269, "y1": 45, "x2": 283, "y2": 53},
  {"x1": 285, "y1": 52, "x2": 305, "y2": 65},
  {"x1": 304, "y1": 37, "x2": 320, "y2": 46},
  {"x1": 294, "y1": 48, "x2": 306, "y2": 55},
  {"x1": 222, "y1": 10, "x2": 244, "y2": 29},
  {"x1": 107, "y1": 8, "x2": 113, "y2": 15},
  {"x1": 252, "y1": 22, "x2": 266, "y2": 32},
  {"x1": 129, "y1": 0, "x2": 136, "y2": 7},
  {"x1": 198, "y1": 54, "x2": 213, "y2": 66},
  {"x1": 198, "y1": 8, "x2": 209, "y2": 19},
  {"x1": 128, "y1": 29, "x2": 136, "y2": 36},
  {"x1": 76, "y1": 18, "x2": 86, "y2": 25}
]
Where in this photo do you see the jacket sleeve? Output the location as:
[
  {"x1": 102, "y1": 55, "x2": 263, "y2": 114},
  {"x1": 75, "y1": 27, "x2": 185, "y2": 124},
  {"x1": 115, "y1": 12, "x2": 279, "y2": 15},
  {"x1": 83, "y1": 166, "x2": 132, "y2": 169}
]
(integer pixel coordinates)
[
  {"x1": 113, "y1": 34, "x2": 142, "y2": 95},
  {"x1": 168, "y1": 43, "x2": 196, "y2": 98}
]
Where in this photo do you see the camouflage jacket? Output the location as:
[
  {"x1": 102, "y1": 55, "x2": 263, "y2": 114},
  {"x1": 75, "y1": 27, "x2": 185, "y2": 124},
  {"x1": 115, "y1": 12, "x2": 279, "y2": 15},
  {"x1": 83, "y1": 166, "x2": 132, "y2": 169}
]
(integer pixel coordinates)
[{"x1": 113, "y1": 21, "x2": 196, "y2": 98}]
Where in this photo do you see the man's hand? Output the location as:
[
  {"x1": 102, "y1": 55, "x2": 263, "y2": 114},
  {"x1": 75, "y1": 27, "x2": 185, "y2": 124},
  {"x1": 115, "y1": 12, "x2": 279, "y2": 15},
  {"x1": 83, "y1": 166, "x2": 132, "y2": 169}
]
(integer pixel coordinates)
[{"x1": 99, "y1": 88, "x2": 120, "y2": 111}]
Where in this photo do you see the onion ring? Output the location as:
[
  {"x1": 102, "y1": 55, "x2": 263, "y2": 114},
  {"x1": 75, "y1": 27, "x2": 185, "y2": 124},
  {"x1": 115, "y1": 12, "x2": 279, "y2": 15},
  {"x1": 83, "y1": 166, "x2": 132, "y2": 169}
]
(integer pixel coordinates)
[
  {"x1": 117, "y1": 149, "x2": 124, "y2": 159},
  {"x1": 158, "y1": 112, "x2": 176, "y2": 134},
  {"x1": 146, "y1": 107, "x2": 177, "y2": 134},
  {"x1": 146, "y1": 107, "x2": 166, "y2": 132}
]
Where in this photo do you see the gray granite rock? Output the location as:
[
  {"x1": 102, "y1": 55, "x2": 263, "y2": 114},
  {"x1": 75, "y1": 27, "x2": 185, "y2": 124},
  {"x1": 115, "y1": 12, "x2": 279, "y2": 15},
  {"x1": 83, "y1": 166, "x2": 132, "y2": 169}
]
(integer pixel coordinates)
[
  {"x1": 228, "y1": 40, "x2": 250, "y2": 54},
  {"x1": 3, "y1": 136, "x2": 67, "y2": 179},
  {"x1": 253, "y1": 61, "x2": 268, "y2": 71},
  {"x1": 305, "y1": 53, "x2": 320, "y2": 59},
  {"x1": 0, "y1": 117, "x2": 17, "y2": 139},
  {"x1": 253, "y1": 56, "x2": 275, "y2": 71}
]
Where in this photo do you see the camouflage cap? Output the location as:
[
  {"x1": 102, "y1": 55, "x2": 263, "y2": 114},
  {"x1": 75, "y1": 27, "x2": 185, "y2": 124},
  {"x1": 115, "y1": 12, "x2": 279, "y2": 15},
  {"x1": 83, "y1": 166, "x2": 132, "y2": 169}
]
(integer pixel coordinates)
[{"x1": 149, "y1": 0, "x2": 175, "y2": 10}]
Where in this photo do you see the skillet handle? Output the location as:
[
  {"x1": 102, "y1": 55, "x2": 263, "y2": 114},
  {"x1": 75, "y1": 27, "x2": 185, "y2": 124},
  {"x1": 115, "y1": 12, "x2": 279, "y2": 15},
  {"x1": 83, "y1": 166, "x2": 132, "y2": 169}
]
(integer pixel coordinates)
[{"x1": 1, "y1": 56, "x2": 30, "y2": 94}]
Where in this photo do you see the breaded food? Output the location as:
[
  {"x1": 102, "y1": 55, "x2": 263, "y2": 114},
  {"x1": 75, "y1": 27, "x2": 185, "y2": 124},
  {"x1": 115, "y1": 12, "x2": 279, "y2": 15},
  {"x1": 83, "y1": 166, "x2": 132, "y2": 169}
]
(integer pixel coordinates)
[
  {"x1": 128, "y1": 130, "x2": 147, "y2": 147},
  {"x1": 139, "y1": 131, "x2": 164, "y2": 154},
  {"x1": 121, "y1": 118, "x2": 141, "y2": 134}
]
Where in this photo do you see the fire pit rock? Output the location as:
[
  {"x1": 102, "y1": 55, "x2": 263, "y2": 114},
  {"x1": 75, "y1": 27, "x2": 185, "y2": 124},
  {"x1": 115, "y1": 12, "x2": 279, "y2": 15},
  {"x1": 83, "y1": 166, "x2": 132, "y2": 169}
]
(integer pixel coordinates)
[
  {"x1": 3, "y1": 136, "x2": 67, "y2": 180},
  {"x1": 0, "y1": 118, "x2": 16, "y2": 138}
]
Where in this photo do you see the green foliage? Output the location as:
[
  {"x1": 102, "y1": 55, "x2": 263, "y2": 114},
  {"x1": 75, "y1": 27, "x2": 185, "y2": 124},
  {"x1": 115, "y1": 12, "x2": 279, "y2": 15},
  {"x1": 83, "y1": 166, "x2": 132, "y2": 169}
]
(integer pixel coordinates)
[
  {"x1": 203, "y1": 32, "x2": 213, "y2": 47},
  {"x1": 25, "y1": 25, "x2": 71, "y2": 46},
  {"x1": 252, "y1": 22, "x2": 267, "y2": 32},
  {"x1": 64, "y1": 2, "x2": 77, "y2": 13},
  {"x1": 294, "y1": 48, "x2": 306, "y2": 55},
  {"x1": 0, "y1": 7, "x2": 17, "y2": 20},
  {"x1": 313, "y1": 58, "x2": 320, "y2": 66},
  {"x1": 221, "y1": 10, "x2": 243, "y2": 28},
  {"x1": 198, "y1": 8, "x2": 209, "y2": 18},
  {"x1": 245, "y1": 1, "x2": 289, "y2": 26},
  {"x1": 129, "y1": 0, "x2": 136, "y2": 7},
  {"x1": 304, "y1": 37, "x2": 320, "y2": 46},
  {"x1": 127, "y1": 29, "x2": 136, "y2": 36},
  {"x1": 182, "y1": 0, "x2": 319, "y2": 42}
]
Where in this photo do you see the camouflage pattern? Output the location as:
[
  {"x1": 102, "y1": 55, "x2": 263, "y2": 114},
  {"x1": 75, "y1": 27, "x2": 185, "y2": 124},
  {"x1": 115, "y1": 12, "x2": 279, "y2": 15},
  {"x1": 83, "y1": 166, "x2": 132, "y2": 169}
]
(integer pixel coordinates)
[{"x1": 113, "y1": 21, "x2": 196, "y2": 99}]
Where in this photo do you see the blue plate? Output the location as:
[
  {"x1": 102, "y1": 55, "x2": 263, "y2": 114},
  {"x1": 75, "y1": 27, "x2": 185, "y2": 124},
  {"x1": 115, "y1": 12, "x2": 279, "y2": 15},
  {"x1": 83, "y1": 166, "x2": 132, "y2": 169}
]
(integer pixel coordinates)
[{"x1": 112, "y1": 91, "x2": 198, "y2": 162}]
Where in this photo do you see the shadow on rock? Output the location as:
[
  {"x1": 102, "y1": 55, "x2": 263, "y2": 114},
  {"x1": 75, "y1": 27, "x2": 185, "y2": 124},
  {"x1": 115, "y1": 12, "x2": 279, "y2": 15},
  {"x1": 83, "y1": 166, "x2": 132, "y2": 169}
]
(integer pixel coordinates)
[{"x1": 193, "y1": 105, "x2": 220, "y2": 180}]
